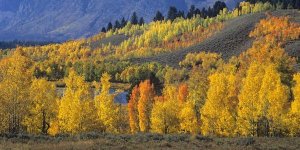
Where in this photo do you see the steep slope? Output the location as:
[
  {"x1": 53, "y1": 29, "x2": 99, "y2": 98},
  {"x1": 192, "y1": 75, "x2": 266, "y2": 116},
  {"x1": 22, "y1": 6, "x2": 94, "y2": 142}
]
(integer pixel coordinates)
[
  {"x1": 0, "y1": 0, "x2": 241, "y2": 41},
  {"x1": 132, "y1": 10, "x2": 300, "y2": 67}
]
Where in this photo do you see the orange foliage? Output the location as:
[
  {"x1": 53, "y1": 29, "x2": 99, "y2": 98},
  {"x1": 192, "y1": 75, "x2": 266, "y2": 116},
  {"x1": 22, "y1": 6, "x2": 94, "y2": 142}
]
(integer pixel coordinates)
[
  {"x1": 250, "y1": 15, "x2": 300, "y2": 46},
  {"x1": 137, "y1": 80, "x2": 155, "y2": 132},
  {"x1": 128, "y1": 86, "x2": 140, "y2": 133},
  {"x1": 240, "y1": 16, "x2": 299, "y2": 69},
  {"x1": 178, "y1": 83, "x2": 188, "y2": 104}
]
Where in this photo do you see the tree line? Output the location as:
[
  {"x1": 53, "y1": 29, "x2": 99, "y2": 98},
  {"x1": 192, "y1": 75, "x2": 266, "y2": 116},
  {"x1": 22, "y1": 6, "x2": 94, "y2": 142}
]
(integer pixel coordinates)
[{"x1": 100, "y1": 1, "x2": 227, "y2": 33}]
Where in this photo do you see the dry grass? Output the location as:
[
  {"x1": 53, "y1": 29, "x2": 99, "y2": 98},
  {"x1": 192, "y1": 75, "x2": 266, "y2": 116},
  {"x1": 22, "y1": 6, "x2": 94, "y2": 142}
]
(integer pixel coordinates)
[{"x1": 0, "y1": 134, "x2": 299, "y2": 150}]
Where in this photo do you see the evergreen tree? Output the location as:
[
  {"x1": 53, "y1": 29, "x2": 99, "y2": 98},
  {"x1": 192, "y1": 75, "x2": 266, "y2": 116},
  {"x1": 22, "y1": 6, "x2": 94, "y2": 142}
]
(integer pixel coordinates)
[
  {"x1": 178, "y1": 10, "x2": 185, "y2": 18},
  {"x1": 121, "y1": 17, "x2": 127, "y2": 27},
  {"x1": 167, "y1": 6, "x2": 178, "y2": 21},
  {"x1": 101, "y1": 27, "x2": 106, "y2": 33},
  {"x1": 213, "y1": 1, "x2": 227, "y2": 16},
  {"x1": 207, "y1": 6, "x2": 213, "y2": 17},
  {"x1": 201, "y1": 7, "x2": 208, "y2": 18},
  {"x1": 114, "y1": 20, "x2": 121, "y2": 29},
  {"x1": 153, "y1": 11, "x2": 164, "y2": 21},
  {"x1": 139, "y1": 17, "x2": 145, "y2": 25},
  {"x1": 187, "y1": 5, "x2": 196, "y2": 19},
  {"x1": 107, "y1": 22, "x2": 113, "y2": 31},
  {"x1": 195, "y1": 8, "x2": 201, "y2": 16},
  {"x1": 130, "y1": 12, "x2": 139, "y2": 25}
]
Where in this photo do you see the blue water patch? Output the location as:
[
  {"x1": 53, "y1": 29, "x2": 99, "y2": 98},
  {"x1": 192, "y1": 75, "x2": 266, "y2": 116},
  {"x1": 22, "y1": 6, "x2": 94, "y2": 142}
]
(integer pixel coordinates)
[{"x1": 114, "y1": 92, "x2": 129, "y2": 104}]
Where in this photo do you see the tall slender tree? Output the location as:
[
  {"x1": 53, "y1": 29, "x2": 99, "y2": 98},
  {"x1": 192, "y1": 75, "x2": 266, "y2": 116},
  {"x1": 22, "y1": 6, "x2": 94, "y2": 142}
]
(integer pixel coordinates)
[
  {"x1": 130, "y1": 12, "x2": 139, "y2": 25},
  {"x1": 128, "y1": 86, "x2": 140, "y2": 133},
  {"x1": 153, "y1": 11, "x2": 164, "y2": 21},
  {"x1": 138, "y1": 80, "x2": 155, "y2": 132}
]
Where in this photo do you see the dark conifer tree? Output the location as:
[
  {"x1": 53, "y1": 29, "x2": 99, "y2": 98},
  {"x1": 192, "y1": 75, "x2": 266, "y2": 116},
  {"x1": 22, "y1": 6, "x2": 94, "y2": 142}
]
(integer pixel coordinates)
[
  {"x1": 114, "y1": 20, "x2": 121, "y2": 29},
  {"x1": 130, "y1": 12, "x2": 139, "y2": 25},
  {"x1": 202, "y1": 7, "x2": 208, "y2": 18},
  {"x1": 139, "y1": 17, "x2": 145, "y2": 25},
  {"x1": 107, "y1": 22, "x2": 113, "y2": 31},
  {"x1": 153, "y1": 11, "x2": 164, "y2": 21},
  {"x1": 121, "y1": 17, "x2": 127, "y2": 27},
  {"x1": 213, "y1": 1, "x2": 227, "y2": 16},
  {"x1": 178, "y1": 10, "x2": 185, "y2": 18},
  {"x1": 167, "y1": 6, "x2": 178, "y2": 21},
  {"x1": 187, "y1": 5, "x2": 196, "y2": 19},
  {"x1": 207, "y1": 6, "x2": 213, "y2": 17},
  {"x1": 195, "y1": 8, "x2": 201, "y2": 16},
  {"x1": 101, "y1": 27, "x2": 106, "y2": 33}
]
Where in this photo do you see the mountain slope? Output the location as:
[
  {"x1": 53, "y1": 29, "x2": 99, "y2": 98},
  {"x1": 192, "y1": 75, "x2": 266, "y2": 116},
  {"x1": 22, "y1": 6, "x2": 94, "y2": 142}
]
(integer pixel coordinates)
[
  {"x1": 0, "y1": 0, "x2": 241, "y2": 41},
  {"x1": 131, "y1": 10, "x2": 300, "y2": 67}
]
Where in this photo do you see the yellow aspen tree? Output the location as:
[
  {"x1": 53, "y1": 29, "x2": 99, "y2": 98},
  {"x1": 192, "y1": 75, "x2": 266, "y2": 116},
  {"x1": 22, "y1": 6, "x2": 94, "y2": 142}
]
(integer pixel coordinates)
[
  {"x1": 179, "y1": 101, "x2": 199, "y2": 134},
  {"x1": 0, "y1": 49, "x2": 32, "y2": 134},
  {"x1": 150, "y1": 96, "x2": 180, "y2": 134},
  {"x1": 259, "y1": 64, "x2": 290, "y2": 136},
  {"x1": 288, "y1": 74, "x2": 300, "y2": 136},
  {"x1": 187, "y1": 68, "x2": 209, "y2": 125},
  {"x1": 25, "y1": 78, "x2": 57, "y2": 134},
  {"x1": 237, "y1": 62, "x2": 266, "y2": 136},
  {"x1": 81, "y1": 99, "x2": 100, "y2": 132},
  {"x1": 138, "y1": 80, "x2": 155, "y2": 132},
  {"x1": 95, "y1": 73, "x2": 120, "y2": 133},
  {"x1": 58, "y1": 69, "x2": 90, "y2": 134},
  {"x1": 201, "y1": 72, "x2": 237, "y2": 136},
  {"x1": 128, "y1": 86, "x2": 140, "y2": 133}
]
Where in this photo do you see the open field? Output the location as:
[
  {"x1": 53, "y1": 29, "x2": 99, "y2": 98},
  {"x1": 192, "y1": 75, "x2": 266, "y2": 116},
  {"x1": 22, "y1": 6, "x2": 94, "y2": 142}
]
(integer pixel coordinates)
[{"x1": 0, "y1": 134, "x2": 299, "y2": 150}]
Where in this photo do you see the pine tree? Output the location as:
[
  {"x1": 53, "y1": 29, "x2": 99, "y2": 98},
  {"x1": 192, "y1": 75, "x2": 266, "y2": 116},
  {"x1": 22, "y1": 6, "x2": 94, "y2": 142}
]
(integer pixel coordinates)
[
  {"x1": 187, "y1": 5, "x2": 196, "y2": 19},
  {"x1": 114, "y1": 20, "x2": 121, "y2": 29},
  {"x1": 167, "y1": 6, "x2": 178, "y2": 21},
  {"x1": 101, "y1": 27, "x2": 106, "y2": 33},
  {"x1": 107, "y1": 22, "x2": 113, "y2": 31},
  {"x1": 130, "y1": 12, "x2": 139, "y2": 25},
  {"x1": 213, "y1": 1, "x2": 227, "y2": 16},
  {"x1": 153, "y1": 11, "x2": 164, "y2": 21},
  {"x1": 139, "y1": 17, "x2": 145, "y2": 25},
  {"x1": 121, "y1": 17, "x2": 127, "y2": 27}
]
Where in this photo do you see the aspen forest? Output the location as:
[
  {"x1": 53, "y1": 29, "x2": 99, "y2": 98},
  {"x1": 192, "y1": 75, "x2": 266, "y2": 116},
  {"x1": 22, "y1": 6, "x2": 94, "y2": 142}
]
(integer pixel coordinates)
[{"x1": 0, "y1": 2, "x2": 300, "y2": 148}]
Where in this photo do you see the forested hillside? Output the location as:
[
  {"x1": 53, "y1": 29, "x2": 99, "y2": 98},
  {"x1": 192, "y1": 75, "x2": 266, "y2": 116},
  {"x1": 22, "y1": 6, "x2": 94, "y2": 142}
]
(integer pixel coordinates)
[
  {"x1": 0, "y1": 1, "x2": 300, "y2": 139},
  {"x1": 0, "y1": 0, "x2": 241, "y2": 41}
]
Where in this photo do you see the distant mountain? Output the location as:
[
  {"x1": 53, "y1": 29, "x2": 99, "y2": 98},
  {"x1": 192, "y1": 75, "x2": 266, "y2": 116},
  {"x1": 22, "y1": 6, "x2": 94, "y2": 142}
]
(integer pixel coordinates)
[{"x1": 0, "y1": 0, "x2": 242, "y2": 41}]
